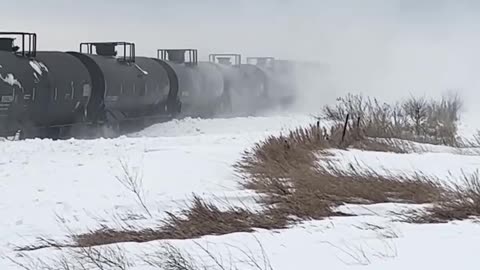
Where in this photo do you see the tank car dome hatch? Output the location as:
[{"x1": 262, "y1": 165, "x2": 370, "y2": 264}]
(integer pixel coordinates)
[
  {"x1": 167, "y1": 50, "x2": 186, "y2": 63},
  {"x1": 94, "y1": 43, "x2": 118, "y2": 57},
  {"x1": 247, "y1": 57, "x2": 275, "y2": 69},
  {"x1": 0, "y1": 38, "x2": 15, "y2": 52},
  {"x1": 0, "y1": 32, "x2": 37, "y2": 58},
  {"x1": 216, "y1": 57, "x2": 232, "y2": 65},
  {"x1": 80, "y1": 42, "x2": 136, "y2": 63},
  {"x1": 209, "y1": 54, "x2": 242, "y2": 66}
]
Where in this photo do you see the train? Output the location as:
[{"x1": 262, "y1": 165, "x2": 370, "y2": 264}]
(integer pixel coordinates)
[{"x1": 0, "y1": 32, "x2": 302, "y2": 139}]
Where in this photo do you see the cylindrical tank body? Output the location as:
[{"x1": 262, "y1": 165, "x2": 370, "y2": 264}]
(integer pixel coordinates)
[
  {"x1": 162, "y1": 61, "x2": 225, "y2": 117},
  {"x1": 210, "y1": 63, "x2": 244, "y2": 115},
  {"x1": 67, "y1": 53, "x2": 172, "y2": 123},
  {"x1": 267, "y1": 60, "x2": 298, "y2": 108},
  {"x1": 225, "y1": 63, "x2": 268, "y2": 115},
  {"x1": 34, "y1": 51, "x2": 93, "y2": 126},
  {"x1": 228, "y1": 61, "x2": 298, "y2": 114},
  {"x1": 196, "y1": 62, "x2": 225, "y2": 116},
  {"x1": 0, "y1": 51, "x2": 51, "y2": 135},
  {"x1": 251, "y1": 61, "x2": 297, "y2": 110}
]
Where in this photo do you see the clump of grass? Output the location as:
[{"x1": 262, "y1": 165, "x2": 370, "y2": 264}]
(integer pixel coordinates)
[
  {"x1": 235, "y1": 123, "x2": 444, "y2": 221},
  {"x1": 72, "y1": 195, "x2": 288, "y2": 248},
  {"x1": 405, "y1": 172, "x2": 480, "y2": 223},
  {"x1": 160, "y1": 195, "x2": 289, "y2": 238},
  {"x1": 235, "y1": 122, "x2": 408, "y2": 185}
]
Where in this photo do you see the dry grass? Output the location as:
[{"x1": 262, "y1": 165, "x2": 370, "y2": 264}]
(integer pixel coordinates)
[
  {"x1": 235, "y1": 122, "x2": 408, "y2": 184},
  {"x1": 235, "y1": 123, "x2": 444, "y2": 221},
  {"x1": 10, "y1": 239, "x2": 275, "y2": 270},
  {"x1": 404, "y1": 172, "x2": 480, "y2": 223},
  {"x1": 72, "y1": 195, "x2": 288, "y2": 248},
  {"x1": 8, "y1": 245, "x2": 133, "y2": 270},
  {"x1": 144, "y1": 238, "x2": 274, "y2": 270}
]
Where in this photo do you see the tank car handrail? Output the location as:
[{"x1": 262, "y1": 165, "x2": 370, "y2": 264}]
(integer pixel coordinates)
[{"x1": 0, "y1": 32, "x2": 37, "y2": 57}]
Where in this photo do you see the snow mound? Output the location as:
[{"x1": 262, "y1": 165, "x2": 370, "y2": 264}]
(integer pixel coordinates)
[{"x1": 130, "y1": 114, "x2": 316, "y2": 138}]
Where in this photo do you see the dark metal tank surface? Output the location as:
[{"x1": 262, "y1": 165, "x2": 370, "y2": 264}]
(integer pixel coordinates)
[
  {"x1": 156, "y1": 49, "x2": 228, "y2": 117},
  {"x1": 251, "y1": 60, "x2": 297, "y2": 109},
  {"x1": 227, "y1": 63, "x2": 268, "y2": 115},
  {"x1": 0, "y1": 50, "x2": 50, "y2": 135},
  {"x1": 163, "y1": 62, "x2": 224, "y2": 117},
  {"x1": 34, "y1": 51, "x2": 92, "y2": 126},
  {"x1": 267, "y1": 60, "x2": 299, "y2": 107},
  {"x1": 232, "y1": 58, "x2": 299, "y2": 114},
  {"x1": 194, "y1": 62, "x2": 225, "y2": 115},
  {"x1": 209, "y1": 63, "x2": 243, "y2": 115},
  {"x1": 207, "y1": 54, "x2": 271, "y2": 116},
  {"x1": 68, "y1": 46, "x2": 172, "y2": 123}
]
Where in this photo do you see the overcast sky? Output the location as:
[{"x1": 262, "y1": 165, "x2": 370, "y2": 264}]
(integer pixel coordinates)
[
  {"x1": 4, "y1": 0, "x2": 479, "y2": 56},
  {"x1": 3, "y1": 0, "x2": 480, "y2": 110}
]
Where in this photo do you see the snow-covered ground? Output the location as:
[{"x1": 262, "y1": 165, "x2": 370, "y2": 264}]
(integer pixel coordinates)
[{"x1": 1, "y1": 113, "x2": 480, "y2": 269}]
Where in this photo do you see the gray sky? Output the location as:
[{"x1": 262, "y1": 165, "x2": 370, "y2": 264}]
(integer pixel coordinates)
[
  {"x1": 4, "y1": 0, "x2": 480, "y2": 111},
  {"x1": 5, "y1": 0, "x2": 478, "y2": 57}
]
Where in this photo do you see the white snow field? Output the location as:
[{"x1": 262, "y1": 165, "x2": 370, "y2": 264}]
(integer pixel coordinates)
[{"x1": 1, "y1": 114, "x2": 480, "y2": 269}]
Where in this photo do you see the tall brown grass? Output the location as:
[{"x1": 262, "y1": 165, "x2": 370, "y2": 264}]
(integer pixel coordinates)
[
  {"x1": 72, "y1": 195, "x2": 288, "y2": 248},
  {"x1": 404, "y1": 172, "x2": 480, "y2": 223},
  {"x1": 235, "y1": 123, "x2": 444, "y2": 220}
]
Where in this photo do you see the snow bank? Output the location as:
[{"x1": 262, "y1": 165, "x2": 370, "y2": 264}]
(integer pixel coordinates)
[{"x1": 130, "y1": 114, "x2": 315, "y2": 138}]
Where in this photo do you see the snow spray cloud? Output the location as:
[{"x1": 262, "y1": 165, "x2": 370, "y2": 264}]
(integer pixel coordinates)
[
  {"x1": 261, "y1": 0, "x2": 480, "y2": 116},
  {"x1": 3, "y1": 0, "x2": 480, "y2": 115}
]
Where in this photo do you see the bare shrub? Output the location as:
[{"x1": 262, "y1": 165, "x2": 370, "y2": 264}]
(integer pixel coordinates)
[
  {"x1": 321, "y1": 93, "x2": 463, "y2": 146},
  {"x1": 402, "y1": 96, "x2": 428, "y2": 136},
  {"x1": 116, "y1": 159, "x2": 152, "y2": 218}
]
